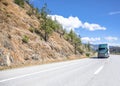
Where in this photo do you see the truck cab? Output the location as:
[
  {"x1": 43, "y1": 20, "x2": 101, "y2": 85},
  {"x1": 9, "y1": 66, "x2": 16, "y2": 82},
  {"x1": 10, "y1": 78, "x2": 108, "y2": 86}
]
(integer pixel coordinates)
[{"x1": 98, "y1": 44, "x2": 110, "y2": 58}]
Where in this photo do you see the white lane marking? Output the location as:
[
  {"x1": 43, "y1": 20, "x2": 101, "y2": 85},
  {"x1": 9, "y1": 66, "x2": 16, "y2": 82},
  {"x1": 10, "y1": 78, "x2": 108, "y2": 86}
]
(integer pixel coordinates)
[
  {"x1": 0, "y1": 66, "x2": 68, "y2": 83},
  {"x1": 0, "y1": 59, "x2": 87, "y2": 83},
  {"x1": 94, "y1": 65, "x2": 104, "y2": 75},
  {"x1": 0, "y1": 66, "x2": 66, "y2": 83}
]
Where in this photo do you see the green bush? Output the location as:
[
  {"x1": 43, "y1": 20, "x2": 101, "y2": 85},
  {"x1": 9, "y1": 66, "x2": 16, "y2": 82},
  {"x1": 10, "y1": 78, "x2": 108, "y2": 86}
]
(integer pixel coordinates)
[
  {"x1": 86, "y1": 53, "x2": 90, "y2": 57},
  {"x1": 22, "y1": 35, "x2": 29, "y2": 43},
  {"x1": 14, "y1": 0, "x2": 24, "y2": 8},
  {"x1": 26, "y1": 10, "x2": 32, "y2": 16},
  {"x1": 63, "y1": 34, "x2": 70, "y2": 41},
  {"x1": 29, "y1": 27, "x2": 34, "y2": 33},
  {"x1": 77, "y1": 47, "x2": 84, "y2": 54}
]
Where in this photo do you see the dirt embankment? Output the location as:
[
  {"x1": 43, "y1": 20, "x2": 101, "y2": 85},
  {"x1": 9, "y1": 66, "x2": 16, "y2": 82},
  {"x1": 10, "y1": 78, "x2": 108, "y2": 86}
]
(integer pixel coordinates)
[{"x1": 0, "y1": 0, "x2": 85, "y2": 70}]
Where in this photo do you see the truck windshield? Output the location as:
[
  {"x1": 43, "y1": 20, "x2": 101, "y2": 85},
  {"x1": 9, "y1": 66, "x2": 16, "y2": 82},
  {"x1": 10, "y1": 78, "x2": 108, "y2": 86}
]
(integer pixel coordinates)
[{"x1": 99, "y1": 48, "x2": 105, "y2": 51}]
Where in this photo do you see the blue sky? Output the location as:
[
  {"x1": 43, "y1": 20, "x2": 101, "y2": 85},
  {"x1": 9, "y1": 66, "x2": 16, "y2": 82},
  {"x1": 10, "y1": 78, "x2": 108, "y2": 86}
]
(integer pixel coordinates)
[{"x1": 30, "y1": 0, "x2": 120, "y2": 46}]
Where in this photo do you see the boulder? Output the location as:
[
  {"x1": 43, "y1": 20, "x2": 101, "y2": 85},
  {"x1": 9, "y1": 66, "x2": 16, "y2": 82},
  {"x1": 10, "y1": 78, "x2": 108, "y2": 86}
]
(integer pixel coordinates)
[
  {"x1": 31, "y1": 54, "x2": 40, "y2": 60},
  {"x1": 0, "y1": 52, "x2": 12, "y2": 66}
]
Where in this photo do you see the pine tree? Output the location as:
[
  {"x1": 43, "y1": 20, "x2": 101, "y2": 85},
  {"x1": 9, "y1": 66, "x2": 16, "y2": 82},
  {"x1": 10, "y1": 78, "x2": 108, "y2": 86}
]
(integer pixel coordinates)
[
  {"x1": 69, "y1": 29, "x2": 75, "y2": 42},
  {"x1": 87, "y1": 42, "x2": 91, "y2": 51},
  {"x1": 73, "y1": 35, "x2": 81, "y2": 54}
]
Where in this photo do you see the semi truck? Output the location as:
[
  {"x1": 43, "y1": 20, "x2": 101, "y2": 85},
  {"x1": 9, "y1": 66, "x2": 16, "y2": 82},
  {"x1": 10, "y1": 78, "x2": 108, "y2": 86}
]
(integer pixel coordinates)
[{"x1": 98, "y1": 44, "x2": 110, "y2": 58}]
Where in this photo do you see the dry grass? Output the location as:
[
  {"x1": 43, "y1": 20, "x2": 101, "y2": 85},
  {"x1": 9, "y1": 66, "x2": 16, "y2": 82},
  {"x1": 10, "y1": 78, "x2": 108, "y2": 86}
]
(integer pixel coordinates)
[{"x1": 0, "y1": 0, "x2": 94, "y2": 71}]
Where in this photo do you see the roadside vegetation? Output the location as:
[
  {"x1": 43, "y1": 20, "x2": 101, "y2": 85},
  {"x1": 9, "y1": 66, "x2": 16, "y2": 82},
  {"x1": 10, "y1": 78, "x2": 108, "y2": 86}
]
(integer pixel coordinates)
[
  {"x1": 14, "y1": 0, "x2": 25, "y2": 8},
  {"x1": 22, "y1": 35, "x2": 29, "y2": 43},
  {"x1": 0, "y1": 0, "x2": 96, "y2": 70},
  {"x1": 14, "y1": 0, "x2": 94, "y2": 55}
]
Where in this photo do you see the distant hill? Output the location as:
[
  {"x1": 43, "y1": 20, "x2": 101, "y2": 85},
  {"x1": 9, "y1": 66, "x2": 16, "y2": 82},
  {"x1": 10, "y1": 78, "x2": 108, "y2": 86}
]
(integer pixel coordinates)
[
  {"x1": 110, "y1": 46, "x2": 120, "y2": 54},
  {"x1": 90, "y1": 44, "x2": 120, "y2": 54}
]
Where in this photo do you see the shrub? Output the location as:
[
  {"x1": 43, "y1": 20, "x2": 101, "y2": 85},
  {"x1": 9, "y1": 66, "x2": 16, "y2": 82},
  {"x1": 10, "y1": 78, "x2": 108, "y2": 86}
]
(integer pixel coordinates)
[
  {"x1": 29, "y1": 27, "x2": 34, "y2": 33},
  {"x1": 63, "y1": 34, "x2": 70, "y2": 41},
  {"x1": 22, "y1": 35, "x2": 29, "y2": 43},
  {"x1": 86, "y1": 53, "x2": 90, "y2": 57},
  {"x1": 14, "y1": 0, "x2": 24, "y2": 8},
  {"x1": 26, "y1": 10, "x2": 32, "y2": 16},
  {"x1": 77, "y1": 47, "x2": 84, "y2": 54}
]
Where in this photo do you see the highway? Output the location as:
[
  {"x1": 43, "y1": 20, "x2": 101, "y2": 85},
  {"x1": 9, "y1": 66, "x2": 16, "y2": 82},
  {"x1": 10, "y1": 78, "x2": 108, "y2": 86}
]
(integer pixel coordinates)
[{"x1": 0, "y1": 55, "x2": 120, "y2": 86}]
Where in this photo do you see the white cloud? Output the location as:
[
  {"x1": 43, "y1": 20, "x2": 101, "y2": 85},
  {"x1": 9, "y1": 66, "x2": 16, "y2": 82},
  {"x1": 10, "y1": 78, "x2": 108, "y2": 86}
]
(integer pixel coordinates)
[
  {"x1": 104, "y1": 36, "x2": 118, "y2": 41},
  {"x1": 49, "y1": 15, "x2": 82, "y2": 31},
  {"x1": 81, "y1": 37, "x2": 101, "y2": 43},
  {"x1": 89, "y1": 41, "x2": 120, "y2": 47},
  {"x1": 108, "y1": 43, "x2": 120, "y2": 47},
  {"x1": 82, "y1": 22, "x2": 106, "y2": 31},
  {"x1": 109, "y1": 11, "x2": 120, "y2": 15},
  {"x1": 49, "y1": 15, "x2": 107, "y2": 31},
  {"x1": 81, "y1": 37, "x2": 120, "y2": 47}
]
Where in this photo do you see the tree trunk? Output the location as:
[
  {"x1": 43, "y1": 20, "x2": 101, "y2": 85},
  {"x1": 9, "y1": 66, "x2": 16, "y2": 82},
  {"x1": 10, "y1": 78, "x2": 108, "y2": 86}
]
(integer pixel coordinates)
[
  {"x1": 74, "y1": 43, "x2": 77, "y2": 54},
  {"x1": 45, "y1": 31, "x2": 48, "y2": 41}
]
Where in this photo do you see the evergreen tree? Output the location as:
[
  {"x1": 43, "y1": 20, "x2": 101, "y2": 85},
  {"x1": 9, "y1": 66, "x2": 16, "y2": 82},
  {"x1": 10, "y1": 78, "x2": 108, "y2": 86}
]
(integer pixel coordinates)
[
  {"x1": 40, "y1": 4, "x2": 50, "y2": 41},
  {"x1": 73, "y1": 35, "x2": 81, "y2": 54},
  {"x1": 87, "y1": 42, "x2": 91, "y2": 51},
  {"x1": 68, "y1": 29, "x2": 82, "y2": 54},
  {"x1": 69, "y1": 29, "x2": 75, "y2": 42}
]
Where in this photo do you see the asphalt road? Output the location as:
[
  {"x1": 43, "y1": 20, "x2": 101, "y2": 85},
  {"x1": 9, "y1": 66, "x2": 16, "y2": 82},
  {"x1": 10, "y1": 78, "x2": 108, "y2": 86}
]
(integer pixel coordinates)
[{"x1": 0, "y1": 55, "x2": 120, "y2": 86}]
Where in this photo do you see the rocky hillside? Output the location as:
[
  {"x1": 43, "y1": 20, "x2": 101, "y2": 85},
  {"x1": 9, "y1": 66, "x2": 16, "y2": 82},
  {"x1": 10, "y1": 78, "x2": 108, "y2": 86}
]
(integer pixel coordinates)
[{"x1": 0, "y1": 0, "x2": 88, "y2": 69}]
